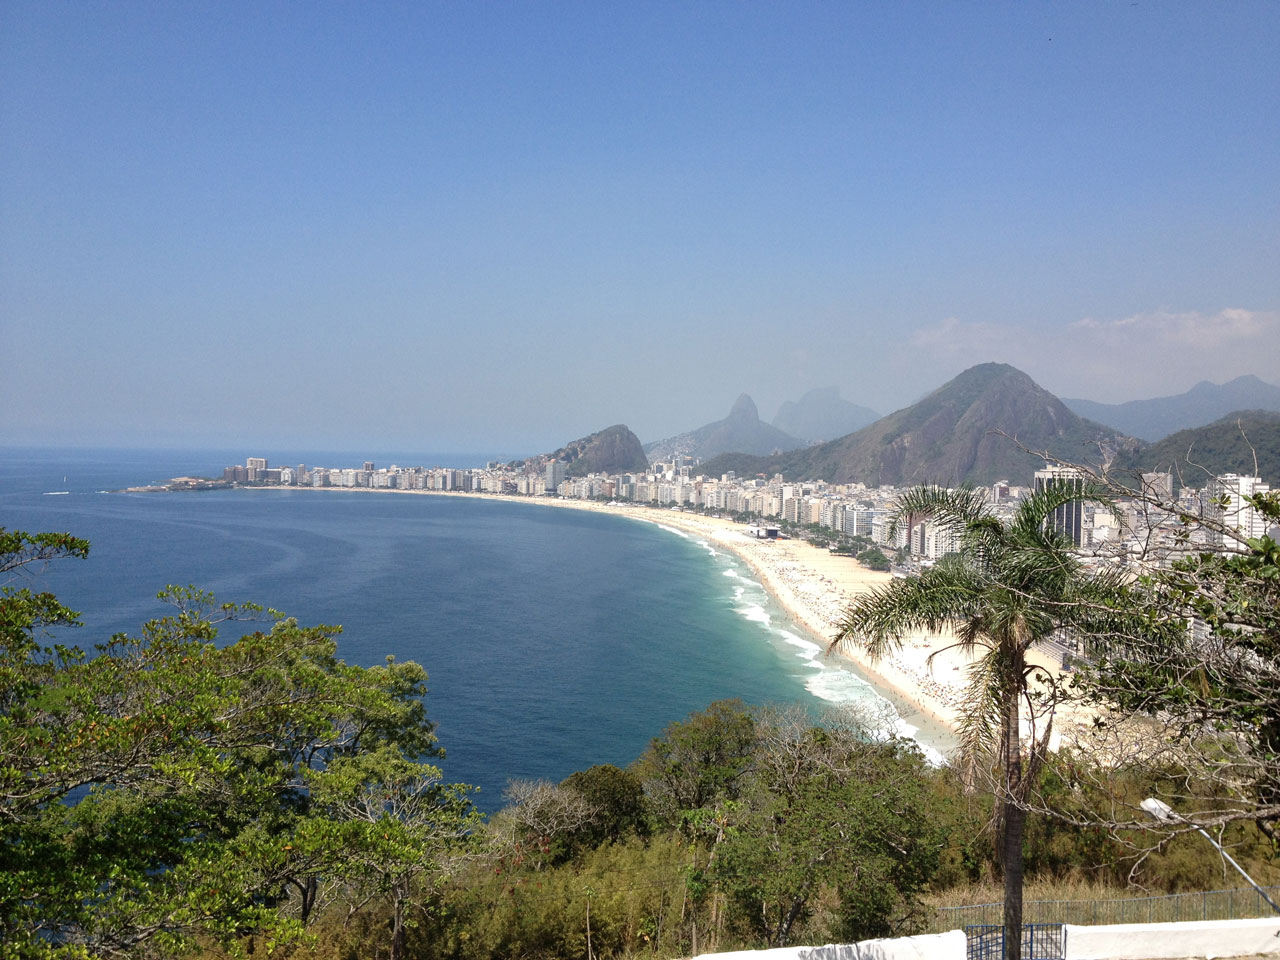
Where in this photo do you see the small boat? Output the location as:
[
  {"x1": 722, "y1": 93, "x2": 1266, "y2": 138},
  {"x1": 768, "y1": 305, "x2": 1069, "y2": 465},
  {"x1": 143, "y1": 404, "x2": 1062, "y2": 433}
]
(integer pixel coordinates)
[{"x1": 44, "y1": 491, "x2": 70, "y2": 496}]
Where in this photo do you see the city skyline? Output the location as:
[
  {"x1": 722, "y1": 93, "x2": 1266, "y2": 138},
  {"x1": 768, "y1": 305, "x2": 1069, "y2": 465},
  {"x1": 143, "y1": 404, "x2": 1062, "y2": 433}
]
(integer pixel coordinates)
[{"x1": 4, "y1": 3, "x2": 1278, "y2": 452}]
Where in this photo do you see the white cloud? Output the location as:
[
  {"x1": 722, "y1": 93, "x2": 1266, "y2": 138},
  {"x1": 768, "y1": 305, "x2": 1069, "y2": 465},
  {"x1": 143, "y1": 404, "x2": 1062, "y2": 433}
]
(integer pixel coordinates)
[
  {"x1": 1068, "y1": 308, "x2": 1276, "y2": 348},
  {"x1": 899, "y1": 307, "x2": 1280, "y2": 404}
]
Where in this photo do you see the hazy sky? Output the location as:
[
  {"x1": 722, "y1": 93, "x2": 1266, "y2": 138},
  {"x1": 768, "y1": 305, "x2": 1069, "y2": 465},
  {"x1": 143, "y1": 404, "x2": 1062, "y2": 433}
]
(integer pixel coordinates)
[{"x1": 3, "y1": 2, "x2": 1277, "y2": 455}]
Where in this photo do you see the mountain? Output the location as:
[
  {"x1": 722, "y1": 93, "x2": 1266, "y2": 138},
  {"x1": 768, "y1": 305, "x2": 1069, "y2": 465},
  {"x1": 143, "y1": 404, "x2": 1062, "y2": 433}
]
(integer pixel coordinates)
[
  {"x1": 1063, "y1": 375, "x2": 1280, "y2": 442},
  {"x1": 547, "y1": 424, "x2": 650, "y2": 477},
  {"x1": 699, "y1": 363, "x2": 1133, "y2": 487},
  {"x1": 771, "y1": 387, "x2": 880, "y2": 444},
  {"x1": 1108, "y1": 410, "x2": 1280, "y2": 485},
  {"x1": 645, "y1": 395, "x2": 804, "y2": 462}
]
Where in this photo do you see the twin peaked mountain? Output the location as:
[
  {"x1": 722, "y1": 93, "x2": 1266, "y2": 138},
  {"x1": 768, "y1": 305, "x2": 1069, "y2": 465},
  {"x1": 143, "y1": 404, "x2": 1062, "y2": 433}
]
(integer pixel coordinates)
[
  {"x1": 644, "y1": 394, "x2": 805, "y2": 463},
  {"x1": 541, "y1": 363, "x2": 1280, "y2": 488}
]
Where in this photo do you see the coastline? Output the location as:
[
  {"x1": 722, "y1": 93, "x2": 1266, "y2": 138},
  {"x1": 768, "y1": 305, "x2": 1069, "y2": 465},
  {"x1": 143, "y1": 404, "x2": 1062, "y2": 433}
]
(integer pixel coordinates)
[{"x1": 247, "y1": 485, "x2": 966, "y2": 757}]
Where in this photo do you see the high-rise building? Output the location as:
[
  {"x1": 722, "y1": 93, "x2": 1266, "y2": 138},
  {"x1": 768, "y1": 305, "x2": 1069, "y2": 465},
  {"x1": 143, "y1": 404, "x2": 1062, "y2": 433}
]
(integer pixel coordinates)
[
  {"x1": 1034, "y1": 464, "x2": 1085, "y2": 547},
  {"x1": 545, "y1": 461, "x2": 566, "y2": 495},
  {"x1": 1140, "y1": 472, "x2": 1174, "y2": 503},
  {"x1": 1202, "y1": 474, "x2": 1271, "y2": 550}
]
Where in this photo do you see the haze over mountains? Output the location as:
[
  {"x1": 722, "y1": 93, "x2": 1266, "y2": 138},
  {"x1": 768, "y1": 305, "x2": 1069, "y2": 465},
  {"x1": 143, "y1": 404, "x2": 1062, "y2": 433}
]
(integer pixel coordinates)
[
  {"x1": 1062, "y1": 375, "x2": 1280, "y2": 442},
  {"x1": 537, "y1": 366, "x2": 1280, "y2": 489},
  {"x1": 644, "y1": 395, "x2": 804, "y2": 462},
  {"x1": 699, "y1": 364, "x2": 1131, "y2": 487},
  {"x1": 1109, "y1": 410, "x2": 1280, "y2": 485},
  {"x1": 770, "y1": 387, "x2": 880, "y2": 444}
]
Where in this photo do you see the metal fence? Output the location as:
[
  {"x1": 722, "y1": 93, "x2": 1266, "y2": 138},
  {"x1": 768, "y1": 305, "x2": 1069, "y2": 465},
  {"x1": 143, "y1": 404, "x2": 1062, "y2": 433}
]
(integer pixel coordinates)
[
  {"x1": 937, "y1": 885, "x2": 1280, "y2": 931},
  {"x1": 965, "y1": 924, "x2": 1063, "y2": 960}
]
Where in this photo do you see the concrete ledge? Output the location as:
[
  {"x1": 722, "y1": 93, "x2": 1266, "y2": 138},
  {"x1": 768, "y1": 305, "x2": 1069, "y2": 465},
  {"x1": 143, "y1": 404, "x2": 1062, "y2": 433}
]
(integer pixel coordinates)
[{"x1": 1063, "y1": 916, "x2": 1280, "y2": 959}]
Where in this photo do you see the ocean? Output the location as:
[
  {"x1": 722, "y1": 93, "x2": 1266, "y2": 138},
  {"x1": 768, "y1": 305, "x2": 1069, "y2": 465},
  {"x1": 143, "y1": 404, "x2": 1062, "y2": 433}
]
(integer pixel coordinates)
[{"x1": 2, "y1": 446, "x2": 920, "y2": 813}]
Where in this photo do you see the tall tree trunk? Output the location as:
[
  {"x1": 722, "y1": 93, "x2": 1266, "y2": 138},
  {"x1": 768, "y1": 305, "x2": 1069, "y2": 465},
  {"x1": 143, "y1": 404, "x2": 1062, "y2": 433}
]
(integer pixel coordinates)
[
  {"x1": 777, "y1": 896, "x2": 807, "y2": 947},
  {"x1": 390, "y1": 880, "x2": 407, "y2": 960},
  {"x1": 1001, "y1": 668, "x2": 1026, "y2": 960},
  {"x1": 1002, "y1": 794, "x2": 1027, "y2": 960}
]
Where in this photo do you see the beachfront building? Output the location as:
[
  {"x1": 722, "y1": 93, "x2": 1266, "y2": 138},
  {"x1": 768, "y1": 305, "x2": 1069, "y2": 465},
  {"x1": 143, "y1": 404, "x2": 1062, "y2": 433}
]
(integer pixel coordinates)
[
  {"x1": 842, "y1": 507, "x2": 874, "y2": 537},
  {"x1": 545, "y1": 461, "x2": 566, "y2": 495},
  {"x1": 1202, "y1": 473, "x2": 1272, "y2": 550},
  {"x1": 1034, "y1": 464, "x2": 1086, "y2": 547}
]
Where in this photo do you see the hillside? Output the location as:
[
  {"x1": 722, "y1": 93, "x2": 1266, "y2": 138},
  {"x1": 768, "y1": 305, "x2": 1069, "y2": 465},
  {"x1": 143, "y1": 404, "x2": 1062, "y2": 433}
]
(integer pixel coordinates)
[
  {"x1": 1108, "y1": 410, "x2": 1280, "y2": 485},
  {"x1": 701, "y1": 363, "x2": 1132, "y2": 487},
  {"x1": 1063, "y1": 375, "x2": 1280, "y2": 442},
  {"x1": 645, "y1": 394, "x2": 804, "y2": 462},
  {"x1": 771, "y1": 386, "x2": 880, "y2": 443},
  {"x1": 547, "y1": 424, "x2": 650, "y2": 477}
]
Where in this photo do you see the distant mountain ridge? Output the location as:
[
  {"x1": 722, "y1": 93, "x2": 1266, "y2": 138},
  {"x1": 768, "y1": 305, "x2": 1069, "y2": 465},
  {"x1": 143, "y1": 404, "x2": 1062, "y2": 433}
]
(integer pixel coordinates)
[
  {"x1": 700, "y1": 363, "x2": 1133, "y2": 487},
  {"x1": 1108, "y1": 410, "x2": 1280, "y2": 485},
  {"x1": 645, "y1": 395, "x2": 804, "y2": 462},
  {"x1": 545, "y1": 424, "x2": 649, "y2": 477},
  {"x1": 1063, "y1": 375, "x2": 1280, "y2": 442},
  {"x1": 771, "y1": 387, "x2": 880, "y2": 443}
]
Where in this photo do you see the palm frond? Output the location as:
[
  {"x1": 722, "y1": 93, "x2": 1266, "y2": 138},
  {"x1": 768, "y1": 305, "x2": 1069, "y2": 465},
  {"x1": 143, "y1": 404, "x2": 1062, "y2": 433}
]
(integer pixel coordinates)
[
  {"x1": 887, "y1": 486, "x2": 991, "y2": 542},
  {"x1": 833, "y1": 564, "x2": 979, "y2": 660},
  {"x1": 1011, "y1": 483, "x2": 1112, "y2": 543},
  {"x1": 957, "y1": 651, "x2": 1003, "y2": 761}
]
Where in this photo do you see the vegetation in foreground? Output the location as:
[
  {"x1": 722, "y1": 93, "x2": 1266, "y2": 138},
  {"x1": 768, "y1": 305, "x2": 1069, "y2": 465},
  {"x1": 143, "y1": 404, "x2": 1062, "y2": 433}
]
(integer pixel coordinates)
[{"x1": 4, "y1": 504, "x2": 1280, "y2": 959}]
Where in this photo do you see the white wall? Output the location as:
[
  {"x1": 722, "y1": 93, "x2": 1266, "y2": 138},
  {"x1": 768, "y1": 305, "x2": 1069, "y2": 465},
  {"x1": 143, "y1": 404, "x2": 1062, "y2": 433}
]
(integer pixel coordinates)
[
  {"x1": 695, "y1": 930, "x2": 966, "y2": 960},
  {"x1": 1062, "y1": 916, "x2": 1280, "y2": 959}
]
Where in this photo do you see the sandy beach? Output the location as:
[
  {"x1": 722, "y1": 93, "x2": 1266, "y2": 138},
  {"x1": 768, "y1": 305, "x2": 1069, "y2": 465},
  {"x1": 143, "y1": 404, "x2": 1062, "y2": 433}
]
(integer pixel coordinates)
[{"x1": 260, "y1": 486, "x2": 974, "y2": 756}]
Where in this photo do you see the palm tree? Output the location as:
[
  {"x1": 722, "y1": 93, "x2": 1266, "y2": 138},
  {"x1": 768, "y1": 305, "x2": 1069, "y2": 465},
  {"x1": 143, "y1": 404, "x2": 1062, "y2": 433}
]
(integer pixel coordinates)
[{"x1": 833, "y1": 484, "x2": 1119, "y2": 960}]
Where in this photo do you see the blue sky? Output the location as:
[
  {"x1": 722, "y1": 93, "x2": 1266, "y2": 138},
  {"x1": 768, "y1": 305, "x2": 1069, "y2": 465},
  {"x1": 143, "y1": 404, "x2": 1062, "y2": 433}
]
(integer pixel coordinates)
[{"x1": 3, "y1": 2, "x2": 1277, "y2": 454}]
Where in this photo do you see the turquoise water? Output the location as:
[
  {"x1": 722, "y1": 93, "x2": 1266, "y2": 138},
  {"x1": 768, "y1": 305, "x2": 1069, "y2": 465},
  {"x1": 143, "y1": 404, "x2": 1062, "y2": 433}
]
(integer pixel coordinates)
[{"x1": 1, "y1": 447, "x2": 920, "y2": 812}]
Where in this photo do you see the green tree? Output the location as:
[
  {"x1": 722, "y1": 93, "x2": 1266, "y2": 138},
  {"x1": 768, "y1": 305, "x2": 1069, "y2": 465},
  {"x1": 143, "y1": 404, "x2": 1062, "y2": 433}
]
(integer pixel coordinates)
[
  {"x1": 1071, "y1": 486, "x2": 1280, "y2": 845},
  {"x1": 632, "y1": 699, "x2": 757, "y2": 828},
  {"x1": 0, "y1": 528, "x2": 475, "y2": 959},
  {"x1": 309, "y1": 749, "x2": 479, "y2": 960},
  {"x1": 560, "y1": 764, "x2": 647, "y2": 851},
  {"x1": 631, "y1": 700, "x2": 758, "y2": 954},
  {"x1": 833, "y1": 486, "x2": 1123, "y2": 960},
  {"x1": 713, "y1": 710, "x2": 939, "y2": 946},
  {"x1": 856, "y1": 547, "x2": 891, "y2": 572}
]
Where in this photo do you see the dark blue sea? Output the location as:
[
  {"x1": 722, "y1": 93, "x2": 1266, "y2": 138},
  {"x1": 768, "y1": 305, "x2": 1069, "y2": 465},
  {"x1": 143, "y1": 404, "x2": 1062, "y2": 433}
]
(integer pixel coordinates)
[{"x1": 1, "y1": 446, "x2": 928, "y2": 812}]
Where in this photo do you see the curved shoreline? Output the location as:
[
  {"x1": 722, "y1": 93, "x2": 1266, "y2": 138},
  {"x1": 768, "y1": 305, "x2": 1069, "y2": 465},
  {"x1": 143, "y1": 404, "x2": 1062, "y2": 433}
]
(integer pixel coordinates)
[{"x1": 246, "y1": 486, "x2": 965, "y2": 757}]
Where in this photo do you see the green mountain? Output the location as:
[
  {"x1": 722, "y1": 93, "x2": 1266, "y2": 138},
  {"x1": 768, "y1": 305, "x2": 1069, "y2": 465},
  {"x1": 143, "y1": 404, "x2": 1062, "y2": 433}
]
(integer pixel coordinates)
[
  {"x1": 1063, "y1": 375, "x2": 1280, "y2": 442},
  {"x1": 1108, "y1": 410, "x2": 1280, "y2": 485},
  {"x1": 549, "y1": 424, "x2": 650, "y2": 477},
  {"x1": 700, "y1": 363, "x2": 1132, "y2": 487},
  {"x1": 771, "y1": 386, "x2": 880, "y2": 443},
  {"x1": 645, "y1": 395, "x2": 804, "y2": 462}
]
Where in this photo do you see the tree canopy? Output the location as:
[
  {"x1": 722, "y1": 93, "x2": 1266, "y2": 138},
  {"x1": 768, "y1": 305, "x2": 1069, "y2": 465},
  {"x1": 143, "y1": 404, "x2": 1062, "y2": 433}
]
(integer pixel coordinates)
[{"x1": 0, "y1": 528, "x2": 477, "y2": 959}]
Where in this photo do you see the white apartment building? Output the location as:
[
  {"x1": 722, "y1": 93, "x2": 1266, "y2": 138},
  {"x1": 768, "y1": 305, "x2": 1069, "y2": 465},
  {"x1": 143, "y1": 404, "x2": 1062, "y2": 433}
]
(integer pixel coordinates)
[
  {"x1": 921, "y1": 520, "x2": 959, "y2": 560},
  {"x1": 1203, "y1": 474, "x2": 1272, "y2": 550}
]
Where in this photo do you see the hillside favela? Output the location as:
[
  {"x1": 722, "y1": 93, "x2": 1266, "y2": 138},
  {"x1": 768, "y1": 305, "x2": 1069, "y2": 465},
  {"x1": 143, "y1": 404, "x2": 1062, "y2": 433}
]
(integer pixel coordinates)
[{"x1": 5, "y1": 4, "x2": 1280, "y2": 960}]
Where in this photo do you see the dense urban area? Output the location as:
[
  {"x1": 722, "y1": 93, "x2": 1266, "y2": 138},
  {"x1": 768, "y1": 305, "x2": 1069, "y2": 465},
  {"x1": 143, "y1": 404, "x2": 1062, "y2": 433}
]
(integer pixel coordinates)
[{"x1": 206, "y1": 454, "x2": 1274, "y2": 565}]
